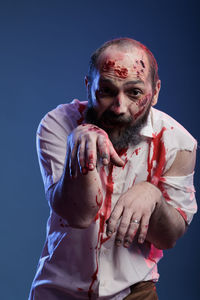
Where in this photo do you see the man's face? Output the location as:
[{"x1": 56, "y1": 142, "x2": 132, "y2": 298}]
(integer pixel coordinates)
[{"x1": 86, "y1": 46, "x2": 160, "y2": 149}]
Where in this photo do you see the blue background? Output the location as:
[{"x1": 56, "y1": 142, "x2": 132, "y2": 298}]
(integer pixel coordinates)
[{"x1": 0, "y1": 1, "x2": 199, "y2": 299}]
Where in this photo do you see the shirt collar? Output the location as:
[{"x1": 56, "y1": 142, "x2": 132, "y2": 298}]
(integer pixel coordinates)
[{"x1": 140, "y1": 108, "x2": 154, "y2": 138}]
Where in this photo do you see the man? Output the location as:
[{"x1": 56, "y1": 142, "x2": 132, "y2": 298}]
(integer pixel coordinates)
[{"x1": 29, "y1": 38, "x2": 197, "y2": 300}]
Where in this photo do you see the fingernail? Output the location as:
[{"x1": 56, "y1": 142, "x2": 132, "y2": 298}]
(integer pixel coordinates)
[
  {"x1": 88, "y1": 163, "x2": 94, "y2": 170},
  {"x1": 102, "y1": 158, "x2": 108, "y2": 165},
  {"x1": 138, "y1": 237, "x2": 144, "y2": 244},
  {"x1": 124, "y1": 241, "x2": 130, "y2": 248},
  {"x1": 107, "y1": 230, "x2": 112, "y2": 237},
  {"x1": 115, "y1": 239, "x2": 122, "y2": 246}
]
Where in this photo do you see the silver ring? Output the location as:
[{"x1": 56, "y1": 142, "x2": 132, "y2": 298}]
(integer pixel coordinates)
[{"x1": 131, "y1": 219, "x2": 140, "y2": 224}]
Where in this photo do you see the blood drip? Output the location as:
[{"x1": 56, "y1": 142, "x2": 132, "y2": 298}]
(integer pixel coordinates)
[
  {"x1": 88, "y1": 164, "x2": 114, "y2": 298},
  {"x1": 117, "y1": 148, "x2": 128, "y2": 169},
  {"x1": 147, "y1": 127, "x2": 172, "y2": 203},
  {"x1": 147, "y1": 127, "x2": 167, "y2": 183}
]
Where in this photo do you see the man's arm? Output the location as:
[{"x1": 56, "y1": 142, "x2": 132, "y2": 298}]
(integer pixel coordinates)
[
  {"x1": 145, "y1": 149, "x2": 196, "y2": 248},
  {"x1": 46, "y1": 124, "x2": 124, "y2": 228},
  {"x1": 106, "y1": 147, "x2": 196, "y2": 249}
]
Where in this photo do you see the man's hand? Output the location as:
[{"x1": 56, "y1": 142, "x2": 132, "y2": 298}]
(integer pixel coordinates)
[
  {"x1": 106, "y1": 182, "x2": 162, "y2": 248},
  {"x1": 67, "y1": 124, "x2": 124, "y2": 177}
]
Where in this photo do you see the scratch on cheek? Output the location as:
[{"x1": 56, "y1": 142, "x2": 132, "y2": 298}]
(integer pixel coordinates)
[
  {"x1": 134, "y1": 107, "x2": 145, "y2": 120},
  {"x1": 138, "y1": 96, "x2": 149, "y2": 107}
]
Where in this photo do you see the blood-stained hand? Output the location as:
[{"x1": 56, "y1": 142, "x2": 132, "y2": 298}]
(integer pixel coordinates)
[
  {"x1": 67, "y1": 124, "x2": 124, "y2": 177},
  {"x1": 106, "y1": 182, "x2": 162, "y2": 247}
]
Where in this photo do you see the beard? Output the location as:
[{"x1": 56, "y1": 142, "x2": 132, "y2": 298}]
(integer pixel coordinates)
[{"x1": 84, "y1": 101, "x2": 151, "y2": 151}]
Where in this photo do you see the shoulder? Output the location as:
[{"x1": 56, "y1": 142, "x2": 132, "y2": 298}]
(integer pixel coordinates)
[
  {"x1": 151, "y1": 107, "x2": 197, "y2": 152},
  {"x1": 37, "y1": 99, "x2": 88, "y2": 136}
]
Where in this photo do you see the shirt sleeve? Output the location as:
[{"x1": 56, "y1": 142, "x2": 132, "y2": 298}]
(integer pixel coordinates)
[
  {"x1": 157, "y1": 173, "x2": 197, "y2": 224},
  {"x1": 36, "y1": 100, "x2": 87, "y2": 194},
  {"x1": 36, "y1": 103, "x2": 79, "y2": 193},
  {"x1": 36, "y1": 112, "x2": 68, "y2": 193}
]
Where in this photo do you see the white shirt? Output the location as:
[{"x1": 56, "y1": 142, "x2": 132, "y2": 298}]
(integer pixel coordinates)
[{"x1": 29, "y1": 99, "x2": 197, "y2": 300}]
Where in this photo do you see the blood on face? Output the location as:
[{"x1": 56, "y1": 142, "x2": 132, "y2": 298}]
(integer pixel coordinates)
[{"x1": 101, "y1": 60, "x2": 129, "y2": 79}]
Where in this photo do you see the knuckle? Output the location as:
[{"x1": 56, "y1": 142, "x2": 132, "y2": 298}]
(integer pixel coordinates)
[
  {"x1": 109, "y1": 213, "x2": 118, "y2": 222},
  {"x1": 120, "y1": 221, "x2": 128, "y2": 229},
  {"x1": 117, "y1": 227, "x2": 126, "y2": 236}
]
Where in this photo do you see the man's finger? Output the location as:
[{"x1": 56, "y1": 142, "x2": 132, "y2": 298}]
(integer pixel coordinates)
[
  {"x1": 67, "y1": 134, "x2": 79, "y2": 178},
  {"x1": 109, "y1": 142, "x2": 125, "y2": 167},
  {"x1": 70, "y1": 143, "x2": 79, "y2": 178},
  {"x1": 77, "y1": 139, "x2": 87, "y2": 174},
  {"x1": 106, "y1": 203, "x2": 124, "y2": 237},
  {"x1": 97, "y1": 135, "x2": 111, "y2": 165},
  {"x1": 123, "y1": 217, "x2": 141, "y2": 248},
  {"x1": 85, "y1": 139, "x2": 97, "y2": 171},
  {"x1": 138, "y1": 214, "x2": 150, "y2": 244},
  {"x1": 114, "y1": 211, "x2": 132, "y2": 246}
]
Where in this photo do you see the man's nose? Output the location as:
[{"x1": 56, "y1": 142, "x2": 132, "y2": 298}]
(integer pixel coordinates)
[{"x1": 110, "y1": 92, "x2": 128, "y2": 115}]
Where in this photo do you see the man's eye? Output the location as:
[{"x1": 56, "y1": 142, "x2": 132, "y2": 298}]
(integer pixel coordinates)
[
  {"x1": 128, "y1": 89, "x2": 141, "y2": 97},
  {"x1": 99, "y1": 87, "x2": 112, "y2": 95}
]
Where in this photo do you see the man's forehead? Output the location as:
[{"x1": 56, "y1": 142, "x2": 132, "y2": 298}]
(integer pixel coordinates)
[
  {"x1": 96, "y1": 45, "x2": 150, "y2": 82},
  {"x1": 98, "y1": 45, "x2": 148, "y2": 66}
]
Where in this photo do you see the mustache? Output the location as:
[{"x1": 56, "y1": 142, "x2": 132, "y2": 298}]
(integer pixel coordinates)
[{"x1": 100, "y1": 110, "x2": 133, "y2": 125}]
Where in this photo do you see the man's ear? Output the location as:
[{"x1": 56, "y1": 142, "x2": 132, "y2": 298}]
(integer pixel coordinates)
[
  {"x1": 85, "y1": 75, "x2": 89, "y2": 88},
  {"x1": 151, "y1": 80, "x2": 161, "y2": 106},
  {"x1": 85, "y1": 75, "x2": 92, "y2": 100}
]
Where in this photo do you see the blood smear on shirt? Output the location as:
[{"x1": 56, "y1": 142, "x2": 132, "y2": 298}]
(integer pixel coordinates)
[
  {"x1": 147, "y1": 128, "x2": 172, "y2": 203},
  {"x1": 88, "y1": 164, "x2": 114, "y2": 299},
  {"x1": 176, "y1": 207, "x2": 187, "y2": 222},
  {"x1": 147, "y1": 127, "x2": 166, "y2": 183}
]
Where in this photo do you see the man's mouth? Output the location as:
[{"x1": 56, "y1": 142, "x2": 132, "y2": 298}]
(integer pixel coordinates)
[{"x1": 99, "y1": 111, "x2": 133, "y2": 128}]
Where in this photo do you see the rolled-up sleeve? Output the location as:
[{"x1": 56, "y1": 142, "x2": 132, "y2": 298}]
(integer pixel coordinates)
[{"x1": 158, "y1": 173, "x2": 197, "y2": 224}]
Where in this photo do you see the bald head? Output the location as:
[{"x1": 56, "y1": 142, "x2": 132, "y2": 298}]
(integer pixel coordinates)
[{"x1": 88, "y1": 38, "x2": 159, "y2": 91}]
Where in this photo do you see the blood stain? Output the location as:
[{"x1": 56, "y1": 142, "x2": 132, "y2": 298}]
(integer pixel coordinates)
[
  {"x1": 134, "y1": 106, "x2": 145, "y2": 119},
  {"x1": 176, "y1": 207, "x2": 187, "y2": 222},
  {"x1": 114, "y1": 67, "x2": 128, "y2": 78},
  {"x1": 88, "y1": 165, "x2": 114, "y2": 298},
  {"x1": 140, "y1": 60, "x2": 145, "y2": 68},
  {"x1": 138, "y1": 96, "x2": 148, "y2": 107},
  {"x1": 147, "y1": 127, "x2": 167, "y2": 184},
  {"x1": 102, "y1": 60, "x2": 115, "y2": 72}
]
